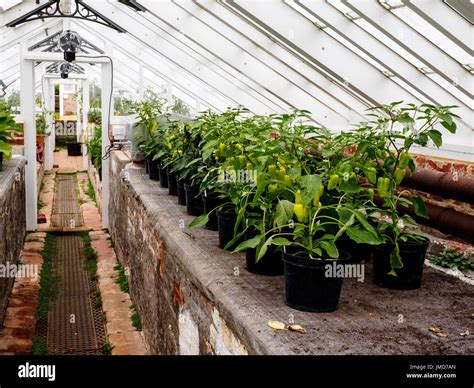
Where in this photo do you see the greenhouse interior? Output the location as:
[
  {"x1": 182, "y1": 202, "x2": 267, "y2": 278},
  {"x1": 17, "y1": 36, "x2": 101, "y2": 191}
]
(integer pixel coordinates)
[{"x1": 0, "y1": 0, "x2": 473, "y2": 381}]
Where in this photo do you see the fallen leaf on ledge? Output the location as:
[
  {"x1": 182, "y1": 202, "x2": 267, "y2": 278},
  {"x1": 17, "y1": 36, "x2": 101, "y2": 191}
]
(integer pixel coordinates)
[
  {"x1": 267, "y1": 320, "x2": 286, "y2": 331},
  {"x1": 430, "y1": 327, "x2": 442, "y2": 333},
  {"x1": 460, "y1": 330, "x2": 470, "y2": 336},
  {"x1": 288, "y1": 324, "x2": 306, "y2": 334},
  {"x1": 436, "y1": 332, "x2": 448, "y2": 338}
]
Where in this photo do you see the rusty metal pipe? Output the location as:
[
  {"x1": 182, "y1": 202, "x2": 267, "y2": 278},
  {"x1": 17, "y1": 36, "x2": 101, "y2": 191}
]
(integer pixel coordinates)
[
  {"x1": 402, "y1": 168, "x2": 474, "y2": 204},
  {"x1": 400, "y1": 201, "x2": 474, "y2": 244}
]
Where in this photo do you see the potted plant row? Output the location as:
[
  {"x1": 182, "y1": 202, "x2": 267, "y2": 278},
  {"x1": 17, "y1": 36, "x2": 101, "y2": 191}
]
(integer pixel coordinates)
[
  {"x1": 133, "y1": 100, "x2": 458, "y2": 313},
  {"x1": 0, "y1": 102, "x2": 22, "y2": 171}
]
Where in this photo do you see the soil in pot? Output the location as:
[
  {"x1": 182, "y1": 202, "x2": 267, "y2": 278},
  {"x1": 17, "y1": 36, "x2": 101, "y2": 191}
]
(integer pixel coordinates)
[
  {"x1": 148, "y1": 159, "x2": 160, "y2": 181},
  {"x1": 216, "y1": 209, "x2": 243, "y2": 250},
  {"x1": 167, "y1": 170, "x2": 178, "y2": 196},
  {"x1": 336, "y1": 235, "x2": 372, "y2": 262},
  {"x1": 372, "y1": 238, "x2": 429, "y2": 290},
  {"x1": 184, "y1": 183, "x2": 203, "y2": 216},
  {"x1": 245, "y1": 231, "x2": 284, "y2": 276},
  {"x1": 158, "y1": 165, "x2": 168, "y2": 188},
  {"x1": 202, "y1": 195, "x2": 225, "y2": 231},
  {"x1": 282, "y1": 250, "x2": 351, "y2": 312},
  {"x1": 177, "y1": 179, "x2": 188, "y2": 206}
]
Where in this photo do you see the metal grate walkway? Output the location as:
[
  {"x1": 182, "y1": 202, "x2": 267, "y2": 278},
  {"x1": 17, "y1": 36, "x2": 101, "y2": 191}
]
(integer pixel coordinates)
[
  {"x1": 36, "y1": 173, "x2": 106, "y2": 355},
  {"x1": 51, "y1": 174, "x2": 83, "y2": 228}
]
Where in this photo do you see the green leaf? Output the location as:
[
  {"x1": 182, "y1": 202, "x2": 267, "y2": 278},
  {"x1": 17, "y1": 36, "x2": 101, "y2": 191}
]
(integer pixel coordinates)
[
  {"x1": 272, "y1": 237, "x2": 292, "y2": 246},
  {"x1": 412, "y1": 196, "x2": 428, "y2": 219},
  {"x1": 354, "y1": 210, "x2": 379, "y2": 237},
  {"x1": 274, "y1": 200, "x2": 294, "y2": 228},
  {"x1": 234, "y1": 235, "x2": 262, "y2": 252},
  {"x1": 438, "y1": 113, "x2": 452, "y2": 125},
  {"x1": 346, "y1": 226, "x2": 382, "y2": 245},
  {"x1": 187, "y1": 214, "x2": 209, "y2": 229},
  {"x1": 256, "y1": 236, "x2": 274, "y2": 262},
  {"x1": 427, "y1": 129, "x2": 442, "y2": 148},
  {"x1": 441, "y1": 120, "x2": 456, "y2": 134},
  {"x1": 300, "y1": 175, "x2": 322, "y2": 206},
  {"x1": 390, "y1": 244, "x2": 403, "y2": 271},
  {"x1": 320, "y1": 240, "x2": 339, "y2": 258},
  {"x1": 338, "y1": 179, "x2": 360, "y2": 193}
]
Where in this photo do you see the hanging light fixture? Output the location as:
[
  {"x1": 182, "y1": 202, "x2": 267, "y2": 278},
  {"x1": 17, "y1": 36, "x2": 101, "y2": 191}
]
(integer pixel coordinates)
[
  {"x1": 60, "y1": 62, "x2": 72, "y2": 79},
  {"x1": 59, "y1": 30, "x2": 82, "y2": 62}
]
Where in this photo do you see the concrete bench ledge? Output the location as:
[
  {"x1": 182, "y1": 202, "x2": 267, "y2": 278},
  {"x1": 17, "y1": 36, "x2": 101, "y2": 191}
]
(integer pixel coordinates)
[{"x1": 109, "y1": 151, "x2": 474, "y2": 355}]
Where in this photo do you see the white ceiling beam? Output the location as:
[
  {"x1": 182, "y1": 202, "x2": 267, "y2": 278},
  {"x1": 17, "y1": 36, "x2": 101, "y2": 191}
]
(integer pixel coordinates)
[{"x1": 94, "y1": 0, "x2": 282, "y2": 114}]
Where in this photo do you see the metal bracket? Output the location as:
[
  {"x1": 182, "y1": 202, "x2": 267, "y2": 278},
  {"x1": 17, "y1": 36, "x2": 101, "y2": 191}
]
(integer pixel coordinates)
[
  {"x1": 6, "y1": 0, "x2": 126, "y2": 33},
  {"x1": 28, "y1": 30, "x2": 104, "y2": 54},
  {"x1": 46, "y1": 62, "x2": 85, "y2": 74}
]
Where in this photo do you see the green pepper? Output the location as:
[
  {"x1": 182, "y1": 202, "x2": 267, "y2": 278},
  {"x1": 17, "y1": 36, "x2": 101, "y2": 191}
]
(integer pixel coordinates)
[
  {"x1": 246, "y1": 162, "x2": 253, "y2": 171},
  {"x1": 238, "y1": 155, "x2": 246, "y2": 167},
  {"x1": 267, "y1": 164, "x2": 277, "y2": 177},
  {"x1": 295, "y1": 189, "x2": 303, "y2": 204},
  {"x1": 377, "y1": 177, "x2": 390, "y2": 198},
  {"x1": 327, "y1": 174, "x2": 340, "y2": 190},
  {"x1": 268, "y1": 183, "x2": 278, "y2": 192},
  {"x1": 284, "y1": 175, "x2": 292, "y2": 187},
  {"x1": 367, "y1": 188, "x2": 374, "y2": 202},
  {"x1": 394, "y1": 167, "x2": 406, "y2": 185},
  {"x1": 364, "y1": 167, "x2": 377, "y2": 185},
  {"x1": 256, "y1": 172, "x2": 264, "y2": 186},
  {"x1": 398, "y1": 151, "x2": 411, "y2": 169},
  {"x1": 376, "y1": 150, "x2": 387, "y2": 159},
  {"x1": 293, "y1": 204, "x2": 307, "y2": 223},
  {"x1": 219, "y1": 143, "x2": 226, "y2": 155},
  {"x1": 313, "y1": 185, "x2": 324, "y2": 206},
  {"x1": 277, "y1": 167, "x2": 286, "y2": 181}
]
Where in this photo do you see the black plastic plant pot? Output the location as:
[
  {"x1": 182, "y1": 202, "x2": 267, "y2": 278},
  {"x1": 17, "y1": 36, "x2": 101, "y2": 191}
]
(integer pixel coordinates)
[
  {"x1": 216, "y1": 210, "x2": 240, "y2": 250},
  {"x1": 372, "y1": 238, "x2": 429, "y2": 290},
  {"x1": 245, "y1": 234, "x2": 284, "y2": 276},
  {"x1": 167, "y1": 170, "x2": 178, "y2": 196},
  {"x1": 336, "y1": 235, "x2": 372, "y2": 263},
  {"x1": 148, "y1": 159, "x2": 160, "y2": 181},
  {"x1": 0, "y1": 152, "x2": 3, "y2": 171},
  {"x1": 158, "y1": 165, "x2": 168, "y2": 188},
  {"x1": 145, "y1": 156, "x2": 149, "y2": 174},
  {"x1": 184, "y1": 183, "x2": 203, "y2": 216},
  {"x1": 98, "y1": 167, "x2": 102, "y2": 182},
  {"x1": 203, "y1": 195, "x2": 225, "y2": 231},
  {"x1": 282, "y1": 250, "x2": 350, "y2": 312},
  {"x1": 177, "y1": 179, "x2": 188, "y2": 206},
  {"x1": 66, "y1": 142, "x2": 82, "y2": 156}
]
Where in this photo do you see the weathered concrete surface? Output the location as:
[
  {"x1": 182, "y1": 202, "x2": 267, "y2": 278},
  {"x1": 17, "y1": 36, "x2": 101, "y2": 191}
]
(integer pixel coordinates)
[
  {"x1": 108, "y1": 151, "x2": 474, "y2": 355},
  {"x1": 0, "y1": 157, "x2": 26, "y2": 325}
]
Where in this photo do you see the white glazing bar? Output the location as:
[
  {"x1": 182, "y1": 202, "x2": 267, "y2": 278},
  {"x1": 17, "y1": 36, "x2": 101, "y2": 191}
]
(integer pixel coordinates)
[
  {"x1": 101, "y1": 59, "x2": 112, "y2": 229},
  {"x1": 20, "y1": 52, "x2": 37, "y2": 231}
]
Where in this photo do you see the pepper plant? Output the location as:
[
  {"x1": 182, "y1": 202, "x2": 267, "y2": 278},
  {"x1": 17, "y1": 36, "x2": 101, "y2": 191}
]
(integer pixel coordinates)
[{"x1": 339, "y1": 102, "x2": 459, "y2": 273}]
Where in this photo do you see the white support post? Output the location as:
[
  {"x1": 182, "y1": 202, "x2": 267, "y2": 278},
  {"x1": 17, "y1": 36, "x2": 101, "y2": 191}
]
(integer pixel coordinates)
[
  {"x1": 76, "y1": 80, "x2": 82, "y2": 143},
  {"x1": 50, "y1": 80, "x2": 56, "y2": 158},
  {"x1": 101, "y1": 60, "x2": 112, "y2": 229},
  {"x1": 43, "y1": 77, "x2": 54, "y2": 171},
  {"x1": 21, "y1": 54, "x2": 37, "y2": 231},
  {"x1": 82, "y1": 78, "x2": 90, "y2": 171}
]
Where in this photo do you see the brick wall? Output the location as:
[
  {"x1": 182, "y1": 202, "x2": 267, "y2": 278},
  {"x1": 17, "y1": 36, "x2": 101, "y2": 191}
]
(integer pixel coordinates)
[{"x1": 0, "y1": 157, "x2": 26, "y2": 325}]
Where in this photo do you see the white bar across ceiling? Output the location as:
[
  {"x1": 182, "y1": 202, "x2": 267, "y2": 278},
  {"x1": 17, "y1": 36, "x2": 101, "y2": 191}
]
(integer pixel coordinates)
[
  {"x1": 72, "y1": 19, "x2": 233, "y2": 111},
  {"x1": 92, "y1": 0, "x2": 282, "y2": 114},
  {"x1": 155, "y1": 0, "x2": 365, "y2": 128}
]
